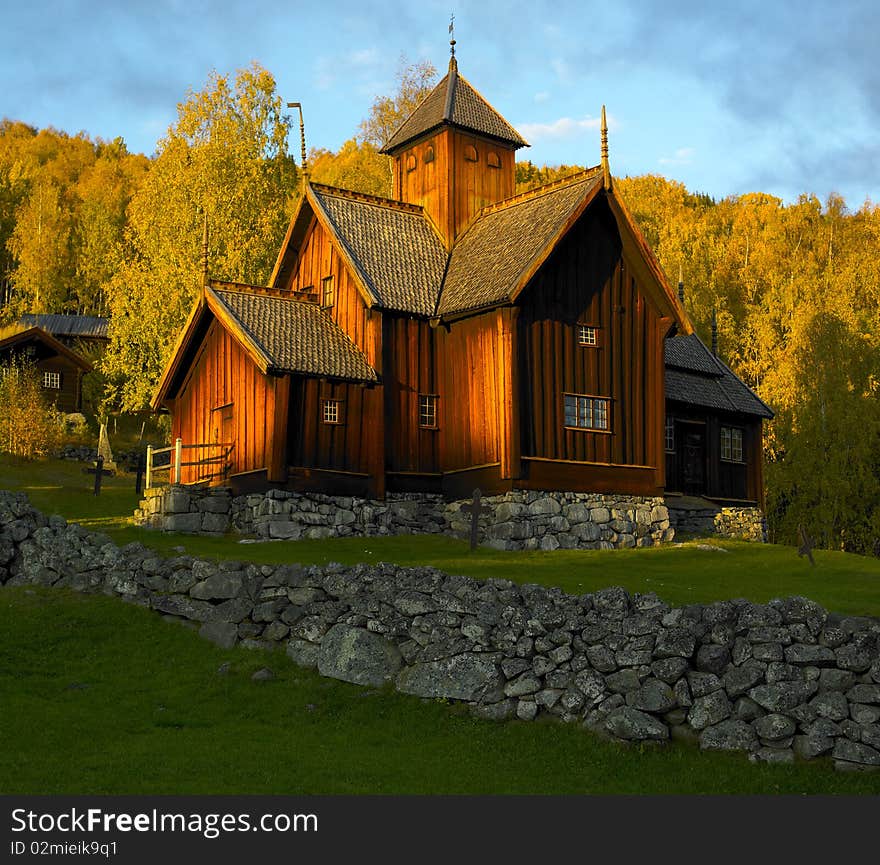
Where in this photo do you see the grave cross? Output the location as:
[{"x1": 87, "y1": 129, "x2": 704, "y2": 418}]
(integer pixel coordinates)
[
  {"x1": 83, "y1": 455, "x2": 113, "y2": 496},
  {"x1": 797, "y1": 524, "x2": 815, "y2": 566},
  {"x1": 459, "y1": 488, "x2": 491, "y2": 551}
]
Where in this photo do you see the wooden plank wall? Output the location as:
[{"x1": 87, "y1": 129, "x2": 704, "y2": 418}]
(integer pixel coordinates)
[
  {"x1": 435, "y1": 313, "x2": 501, "y2": 472},
  {"x1": 393, "y1": 129, "x2": 516, "y2": 246},
  {"x1": 172, "y1": 319, "x2": 276, "y2": 483},
  {"x1": 383, "y1": 316, "x2": 440, "y2": 474},
  {"x1": 287, "y1": 377, "x2": 379, "y2": 477},
  {"x1": 282, "y1": 216, "x2": 382, "y2": 367},
  {"x1": 516, "y1": 202, "x2": 664, "y2": 483}
]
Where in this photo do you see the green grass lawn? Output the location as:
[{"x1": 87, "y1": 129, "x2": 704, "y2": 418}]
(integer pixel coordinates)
[
  {"x1": 2, "y1": 454, "x2": 880, "y2": 795},
  {"x1": 2, "y1": 586, "x2": 879, "y2": 795}
]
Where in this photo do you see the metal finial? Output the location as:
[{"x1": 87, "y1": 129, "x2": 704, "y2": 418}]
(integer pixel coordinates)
[
  {"x1": 449, "y1": 12, "x2": 456, "y2": 57},
  {"x1": 601, "y1": 105, "x2": 611, "y2": 191},
  {"x1": 678, "y1": 264, "x2": 684, "y2": 303},
  {"x1": 287, "y1": 102, "x2": 308, "y2": 182}
]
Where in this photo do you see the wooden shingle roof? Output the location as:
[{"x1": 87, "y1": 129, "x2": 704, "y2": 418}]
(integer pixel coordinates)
[
  {"x1": 381, "y1": 58, "x2": 528, "y2": 153},
  {"x1": 211, "y1": 288, "x2": 377, "y2": 382},
  {"x1": 438, "y1": 171, "x2": 604, "y2": 316},
  {"x1": 310, "y1": 185, "x2": 447, "y2": 316},
  {"x1": 665, "y1": 333, "x2": 773, "y2": 418}
]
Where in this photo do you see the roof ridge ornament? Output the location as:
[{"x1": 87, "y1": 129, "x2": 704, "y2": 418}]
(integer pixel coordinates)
[
  {"x1": 601, "y1": 105, "x2": 611, "y2": 191},
  {"x1": 449, "y1": 12, "x2": 456, "y2": 63},
  {"x1": 287, "y1": 102, "x2": 308, "y2": 188}
]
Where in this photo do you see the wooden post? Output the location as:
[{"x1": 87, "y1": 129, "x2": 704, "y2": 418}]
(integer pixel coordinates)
[
  {"x1": 145, "y1": 445, "x2": 153, "y2": 489},
  {"x1": 93, "y1": 455, "x2": 104, "y2": 496},
  {"x1": 174, "y1": 437, "x2": 182, "y2": 484}
]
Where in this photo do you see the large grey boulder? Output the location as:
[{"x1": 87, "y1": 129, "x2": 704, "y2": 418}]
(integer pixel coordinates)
[
  {"x1": 699, "y1": 719, "x2": 759, "y2": 752},
  {"x1": 605, "y1": 707, "x2": 669, "y2": 741},
  {"x1": 688, "y1": 691, "x2": 732, "y2": 730},
  {"x1": 190, "y1": 572, "x2": 243, "y2": 600},
  {"x1": 396, "y1": 652, "x2": 503, "y2": 702},
  {"x1": 317, "y1": 624, "x2": 403, "y2": 687},
  {"x1": 199, "y1": 621, "x2": 238, "y2": 649}
]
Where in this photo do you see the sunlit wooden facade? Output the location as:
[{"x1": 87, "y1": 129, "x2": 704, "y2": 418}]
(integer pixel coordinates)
[{"x1": 154, "y1": 55, "x2": 771, "y2": 505}]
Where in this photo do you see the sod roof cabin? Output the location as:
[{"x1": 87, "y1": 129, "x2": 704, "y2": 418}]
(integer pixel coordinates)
[{"x1": 154, "y1": 52, "x2": 772, "y2": 506}]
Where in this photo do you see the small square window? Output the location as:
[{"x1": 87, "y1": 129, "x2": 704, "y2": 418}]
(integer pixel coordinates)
[
  {"x1": 42, "y1": 371, "x2": 61, "y2": 389},
  {"x1": 563, "y1": 394, "x2": 610, "y2": 431},
  {"x1": 419, "y1": 394, "x2": 438, "y2": 429},
  {"x1": 578, "y1": 325, "x2": 598, "y2": 346},
  {"x1": 322, "y1": 399, "x2": 342, "y2": 425},
  {"x1": 321, "y1": 276, "x2": 334, "y2": 309}
]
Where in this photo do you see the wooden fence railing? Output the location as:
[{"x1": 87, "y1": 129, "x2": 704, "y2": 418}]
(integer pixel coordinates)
[{"x1": 145, "y1": 438, "x2": 235, "y2": 487}]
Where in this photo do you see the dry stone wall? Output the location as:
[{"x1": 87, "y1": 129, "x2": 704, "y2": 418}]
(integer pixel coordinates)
[
  {"x1": 668, "y1": 502, "x2": 767, "y2": 542},
  {"x1": 4, "y1": 489, "x2": 880, "y2": 772},
  {"x1": 136, "y1": 486, "x2": 675, "y2": 550}
]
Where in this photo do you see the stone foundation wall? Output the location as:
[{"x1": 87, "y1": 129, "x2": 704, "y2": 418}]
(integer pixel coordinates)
[
  {"x1": 668, "y1": 504, "x2": 767, "y2": 542},
  {"x1": 4, "y1": 489, "x2": 880, "y2": 771},
  {"x1": 135, "y1": 486, "x2": 674, "y2": 551}
]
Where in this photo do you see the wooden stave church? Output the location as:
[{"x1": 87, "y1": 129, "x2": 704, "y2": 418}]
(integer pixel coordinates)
[{"x1": 153, "y1": 52, "x2": 772, "y2": 508}]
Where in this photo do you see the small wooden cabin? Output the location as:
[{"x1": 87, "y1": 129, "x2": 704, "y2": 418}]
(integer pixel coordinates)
[
  {"x1": 0, "y1": 326, "x2": 92, "y2": 413},
  {"x1": 154, "y1": 53, "x2": 771, "y2": 510}
]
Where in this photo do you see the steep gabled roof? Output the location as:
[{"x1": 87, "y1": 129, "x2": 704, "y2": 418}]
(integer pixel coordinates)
[
  {"x1": 438, "y1": 170, "x2": 603, "y2": 316},
  {"x1": 152, "y1": 285, "x2": 378, "y2": 408},
  {"x1": 665, "y1": 333, "x2": 773, "y2": 418},
  {"x1": 0, "y1": 326, "x2": 93, "y2": 371},
  {"x1": 211, "y1": 288, "x2": 377, "y2": 382},
  {"x1": 18, "y1": 313, "x2": 109, "y2": 340},
  {"x1": 309, "y1": 184, "x2": 448, "y2": 316},
  {"x1": 381, "y1": 58, "x2": 528, "y2": 153}
]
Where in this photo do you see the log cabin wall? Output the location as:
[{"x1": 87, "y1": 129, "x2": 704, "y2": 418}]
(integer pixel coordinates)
[
  {"x1": 172, "y1": 319, "x2": 277, "y2": 484},
  {"x1": 393, "y1": 128, "x2": 516, "y2": 248},
  {"x1": 383, "y1": 315, "x2": 441, "y2": 485},
  {"x1": 38, "y1": 356, "x2": 82, "y2": 413},
  {"x1": 516, "y1": 200, "x2": 666, "y2": 496},
  {"x1": 281, "y1": 216, "x2": 382, "y2": 368},
  {"x1": 664, "y1": 406, "x2": 763, "y2": 503}
]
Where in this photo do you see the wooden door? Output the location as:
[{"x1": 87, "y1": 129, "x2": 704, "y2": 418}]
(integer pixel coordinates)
[{"x1": 681, "y1": 426, "x2": 706, "y2": 494}]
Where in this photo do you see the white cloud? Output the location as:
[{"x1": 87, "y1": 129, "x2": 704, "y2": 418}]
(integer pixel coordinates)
[
  {"x1": 517, "y1": 115, "x2": 602, "y2": 142},
  {"x1": 658, "y1": 147, "x2": 696, "y2": 166}
]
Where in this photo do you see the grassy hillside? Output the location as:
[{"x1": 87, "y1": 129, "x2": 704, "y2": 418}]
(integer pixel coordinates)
[{"x1": 2, "y1": 455, "x2": 880, "y2": 795}]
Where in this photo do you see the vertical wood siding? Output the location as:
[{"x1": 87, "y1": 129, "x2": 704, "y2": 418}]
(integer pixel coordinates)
[
  {"x1": 172, "y1": 319, "x2": 276, "y2": 483},
  {"x1": 516, "y1": 201, "x2": 665, "y2": 478}
]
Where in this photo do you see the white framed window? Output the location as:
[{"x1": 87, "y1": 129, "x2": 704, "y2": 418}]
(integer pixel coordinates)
[
  {"x1": 321, "y1": 275, "x2": 334, "y2": 309},
  {"x1": 578, "y1": 324, "x2": 599, "y2": 346},
  {"x1": 563, "y1": 394, "x2": 610, "y2": 431},
  {"x1": 322, "y1": 399, "x2": 342, "y2": 425},
  {"x1": 418, "y1": 394, "x2": 438, "y2": 429},
  {"x1": 721, "y1": 426, "x2": 744, "y2": 462},
  {"x1": 42, "y1": 371, "x2": 61, "y2": 389},
  {"x1": 665, "y1": 416, "x2": 675, "y2": 453}
]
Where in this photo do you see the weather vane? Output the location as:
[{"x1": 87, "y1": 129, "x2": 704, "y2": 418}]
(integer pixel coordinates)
[{"x1": 449, "y1": 12, "x2": 455, "y2": 56}]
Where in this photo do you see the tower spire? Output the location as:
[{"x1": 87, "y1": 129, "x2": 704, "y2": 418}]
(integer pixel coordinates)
[
  {"x1": 601, "y1": 105, "x2": 611, "y2": 191},
  {"x1": 287, "y1": 102, "x2": 308, "y2": 187}
]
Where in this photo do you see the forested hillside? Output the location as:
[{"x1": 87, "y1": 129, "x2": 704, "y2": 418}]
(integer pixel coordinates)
[{"x1": 1, "y1": 61, "x2": 877, "y2": 552}]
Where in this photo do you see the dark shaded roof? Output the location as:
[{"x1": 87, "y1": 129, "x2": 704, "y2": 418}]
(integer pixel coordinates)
[
  {"x1": 212, "y1": 288, "x2": 377, "y2": 382},
  {"x1": 310, "y1": 185, "x2": 447, "y2": 316},
  {"x1": 664, "y1": 333, "x2": 773, "y2": 418},
  {"x1": 19, "y1": 313, "x2": 108, "y2": 339},
  {"x1": 381, "y1": 58, "x2": 528, "y2": 153},
  {"x1": 0, "y1": 326, "x2": 93, "y2": 371},
  {"x1": 438, "y1": 171, "x2": 603, "y2": 316}
]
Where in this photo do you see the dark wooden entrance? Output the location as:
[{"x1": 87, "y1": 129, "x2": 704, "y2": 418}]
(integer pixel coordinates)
[{"x1": 680, "y1": 423, "x2": 706, "y2": 494}]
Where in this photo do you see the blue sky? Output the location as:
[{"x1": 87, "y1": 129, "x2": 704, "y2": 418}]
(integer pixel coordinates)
[{"x1": 3, "y1": 0, "x2": 878, "y2": 207}]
